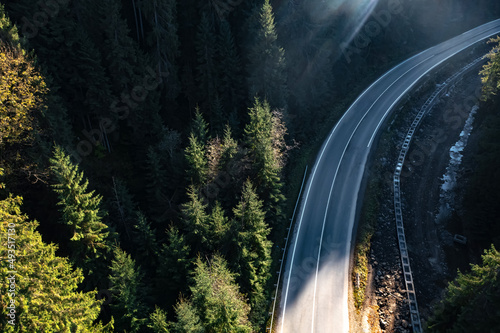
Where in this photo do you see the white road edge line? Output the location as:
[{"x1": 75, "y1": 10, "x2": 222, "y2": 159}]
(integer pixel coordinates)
[
  {"x1": 279, "y1": 48, "x2": 418, "y2": 332},
  {"x1": 367, "y1": 28, "x2": 500, "y2": 148},
  {"x1": 309, "y1": 53, "x2": 434, "y2": 332},
  {"x1": 280, "y1": 20, "x2": 500, "y2": 333}
]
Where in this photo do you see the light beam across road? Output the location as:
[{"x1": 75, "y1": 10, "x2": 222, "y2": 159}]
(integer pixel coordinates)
[{"x1": 279, "y1": 18, "x2": 500, "y2": 333}]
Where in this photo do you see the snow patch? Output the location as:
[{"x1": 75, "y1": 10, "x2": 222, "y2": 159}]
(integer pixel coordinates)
[{"x1": 436, "y1": 105, "x2": 478, "y2": 222}]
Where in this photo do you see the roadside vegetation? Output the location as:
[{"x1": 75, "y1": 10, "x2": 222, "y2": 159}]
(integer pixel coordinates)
[
  {"x1": 2, "y1": 1, "x2": 500, "y2": 332},
  {"x1": 425, "y1": 36, "x2": 500, "y2": 333}
]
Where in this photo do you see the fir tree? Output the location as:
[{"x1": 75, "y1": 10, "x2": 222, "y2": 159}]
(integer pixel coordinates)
[
  {"x1": 49, "y1": 146, "x2": 111, "y2": 273},
  {"x1": 109, "y1": 247, "x2": 149, "y2": 333},
  {"x1": 244, "y1": 98, "x2": 286, "y2": 227},
  {"x1": 427, "y1": 245, "x2": 500, "y2": 332},
  {"x1": 145, "y1": 145, "x2": 169, "y2": 224},
  {"x1": 195, "y1": 12, "x2": 218, "y2": 115},
  {"x1": 156, "y1": 226, "x2": 191, "y2": 308},
  {"x1": 139, "y1": 0, "x2": 181, "y2": 101},
  {"x1": 109, "y1": 177, "x2": 136, "y2": 240},
  {"x1": 221, "y1": 124, "x2": 238, "y2": 164},
  {"x1": 0, "y1": 194, "x2": 112, "y2": 332},
  {"x1": 207, "y1": 201, "x2": 230, "y2": 253},
  {"x1": 173, "y1": 298, "x2": 205, "y2": 333},
  {"x1": 131, "y1": 211, "x2": 159, "y2": 268},
  {"x1": 175, "y1": 255, "x2": 253, "y2": 333},
  {"x1": 181, "y1": 186, "x2": 209, "y2": 247},
  {"x1": 480, "y1": 36, "x2": 500, "y2": 101},
  {"x1": 0, "y1": 42, "x2": 47, "y2": 146},
  {"x1": 247, "y1": 0, "x2": 288, "y2": 110},
  {"x1": 217, "y1": 20, "x2": 243, "y2": 119},
  {"x1": 191, "y1": 107, "x2": 209, "y2": 144},
  {"x1": 232, "y1": 180, "x2": 272, "y2": 327},
  {"x1": 185, "y1": 134, "x2": 209, "y2": 186},
  {"x1": 148, "y1": 306, "x2": 171, "y2": 333}
]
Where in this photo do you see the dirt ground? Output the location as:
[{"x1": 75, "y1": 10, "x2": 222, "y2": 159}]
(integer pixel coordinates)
[{"x1": 353, "y1": 67, "x2": 484, "y2": 332}]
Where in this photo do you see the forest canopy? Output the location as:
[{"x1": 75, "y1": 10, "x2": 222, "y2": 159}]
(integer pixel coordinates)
[{"x1": 1, "y1": 0, "x2": 500, "y2": 332}]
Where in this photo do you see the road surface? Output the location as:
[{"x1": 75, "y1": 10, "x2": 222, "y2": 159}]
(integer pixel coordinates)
[{"x1": 278, "y1": 19, "x2": 500, "y2": 333}]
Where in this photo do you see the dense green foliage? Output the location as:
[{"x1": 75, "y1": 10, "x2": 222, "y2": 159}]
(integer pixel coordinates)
[
  {"x1": 0, "y1": 182, "x2": 111, "y2": 331},
  {"x1": 426, "y1": 36, "x2": 500, "y2": 333},
  {"x1": 480, "y1": 36, "x2": 500, "y2": 101},
  {"x1": 174, "y1": 255, "x2": 252, "y2": 333},
  {"x1": 1, "y1": 0, "x2": 500, "y2": 331},
  {"x1": 427, "y1": 246, "x2": 500, "y2": 332}
]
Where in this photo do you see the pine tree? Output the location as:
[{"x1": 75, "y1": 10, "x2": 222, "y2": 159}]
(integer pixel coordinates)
[
  {"x1": 145, "y1": 145, "x2": 169, "y2": 224},
  {"x1": 156, "y1": 226, "x2": 191, "y2": 308},
  {"x1": 49, "y1": 146, "x2": 111, "y2": 272},
  {"x1": 148, "y1": 306, "x2": 171, "y2": 333},
  {"x1": 181, "y1": 186, "x2": 209, "y2": 247},
  {"x1": 0, "y1": 42, "x2": 47, "y2": 146},
  {"x1": 185, "y1": 134, "x2": 209, "y2": 186},
  {"x1": 247, "y1": 0, "x2": 287, "y2": 110},
  {"x1": 175, "y1": 255, "x2": 253, "y2": 333},
  {"x1": 221, "y1": 124, "x2": 238, "y2": 164},
  {"x1": 109, "y1": 177, "x2": 136, "y2": 240},
  {"x1": 131, "y1": 211, "x2": 159, "y2": 268},
  {"x1": 195, "y1": 12, "x2": 218, "y2": 115},
  {"x1": 427, "y1": 245, "x2": 500, "y2": 332},
  {"x1": 0, "y1": 4, "x2": 22, "y2": 49},
  {"x1": 244, "y1": 98, "x2": 286, "y2": 227},
  {"x1": 173, "y1": 298, "x2": 205, "y2": 333},
  {"x1": 109, "y1": 247, "x2": 149, "y2": 333},
  {"x1": 217, "y1": 20, "x2": 243, "y2": 119},
  {"x1": 139, "y1": 0, "x2": 180, "y2": 101},
  {"x1": 207, "y1": 201, "x2": 230, "y2": 253},
  {"x1": 232, "y1": 180, "x2": 272, "y2": 327},
  {"x1": 480, "y1": 36, "x2": 500, "y2": 101},
  {"x1": 191, "y1": 107, "x2": 209, "y2": 144},
  {"x1": 0, "y1": 194, "x2": 111, "y2": 332}
]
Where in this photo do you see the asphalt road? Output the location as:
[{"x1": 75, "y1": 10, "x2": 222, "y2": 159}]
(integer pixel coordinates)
[{"x1": 278, "y1": 19, "x2": 500, "y2": 333}]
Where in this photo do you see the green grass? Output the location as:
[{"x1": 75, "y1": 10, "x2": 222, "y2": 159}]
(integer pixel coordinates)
[{"x1": 352, "y1": 178, "x2": 380, "y2": 310}]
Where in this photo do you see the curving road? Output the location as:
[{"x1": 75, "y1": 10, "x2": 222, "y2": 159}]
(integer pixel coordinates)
[{"x1": 278, "y1": 19, "x2": 500, "y2": 333}]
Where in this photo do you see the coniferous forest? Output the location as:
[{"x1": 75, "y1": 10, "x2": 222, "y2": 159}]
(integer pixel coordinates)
[{"x1": 1, "y1": 0, "x2": 500, "y2": 332}]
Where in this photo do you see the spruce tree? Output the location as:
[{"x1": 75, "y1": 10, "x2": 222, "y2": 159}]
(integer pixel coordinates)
[
  {"x1": 139, "y1": 0, "x2": 181, "y2": 101},
  {"x1": 175, "y1": 255, "x2": 252, "y2": 333},
  {"x1": 49, "y1": 146, "x2": 111, "y2": 273},
  {"x1": 148, "y1": 306, "x2": 171, "y2": 333},
  {"x1": 480, "y1": 36, "x2": 500, "y2": 101},
  {"x1": 131, "y1": 211, "x2": 159, "y2": 268},
  {"x1": 0, "y1": 194, "x2": 111, "y2": 332},
  {"x1": 181, "y1": 185, "x2": 209, "y2": 247},
  {"x1": 247, "y1": 0, "x2": 287, "y2": 110},
  {"x1": 0, "y1": 41, "x2": 47, "y2": 146},
  {"x1": 195, "y1": 12, "x2": 218, "y2": 115},
  {"x1": 109, "y1": 177, "x2": 136, "y2": 240},
  {"x1": 221, "y1": 124, "x2": 238, "y2": 164},
  {"x1": 109, "y1": 247, "x2": 149, "y2": 333},
  {"x1": 207, "y1": 201, "x2": 230, "y2": 253},
  {"x1": 427, "y1": 245, "x2": 500, "y2": 332},
  {"x1": 185, "y1": 134, "x2": 209, "y2": 186},
  {"x1": 173, "y1": 299, "x2": 205, "y2": 333},
  {"x1": 244, "y1": 98, "x2": 286, "y2": 227},
  {"x1": 156, "y1": 226, "x2": 191, "y2": 308},
  {"x1": 217, "y1": 20, "x2": 243, "y2": 119},
  {"x1": 145, "y1": 145, "x2": 169, "y2": 224},
  {"x1": 232, "y1": 180, "x2": 272, "y2": 327},
  {"x1": 191, "y1": 107, "x2": 209, "y2": 144}
]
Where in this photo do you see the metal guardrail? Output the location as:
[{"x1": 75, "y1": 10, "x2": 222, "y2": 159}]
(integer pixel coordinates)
[
  {"x1": 267, "y1": 165, "x2": 309, "y2": 332},
  {"x1": 392, "y1": 55, "x2": 485, "y2": 333}
]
